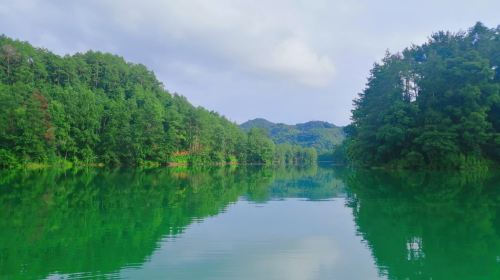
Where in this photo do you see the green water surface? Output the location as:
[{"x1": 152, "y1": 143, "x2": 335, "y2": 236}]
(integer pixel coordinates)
[{"x1": 0, "y1": 166, "x2": 499, "y2": 279}]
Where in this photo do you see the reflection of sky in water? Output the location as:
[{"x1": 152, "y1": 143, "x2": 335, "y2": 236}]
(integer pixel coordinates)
[
  {"x1": 118, "y1": 198, "x2": 382, "y2": 280},
  {"x1": 14, "y1": 168, "x2": 500, "y2": 280},
  {"x1": 406, "y1": 236, "x2": 424, "y2": 261}
]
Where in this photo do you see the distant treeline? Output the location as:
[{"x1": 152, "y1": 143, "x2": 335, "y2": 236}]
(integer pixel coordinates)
[
  {"x1": 240, "y1": 118, "x2": 344, "y2": 160},
  {"x1": 0, "y1": 36, "x2": 316, "y2": 168},
  {"x1": 344, "y1": 22, "x2": 499, "y2": 169}
]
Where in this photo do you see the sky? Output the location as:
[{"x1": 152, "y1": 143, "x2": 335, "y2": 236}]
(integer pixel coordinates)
[{"x1": 0, "y1": 1, "x2": 498, "y2": 125}]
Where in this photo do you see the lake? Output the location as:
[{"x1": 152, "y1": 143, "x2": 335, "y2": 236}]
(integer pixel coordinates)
[{"x1": 1, "y1": 165, "x2": 499, "y2": 279}]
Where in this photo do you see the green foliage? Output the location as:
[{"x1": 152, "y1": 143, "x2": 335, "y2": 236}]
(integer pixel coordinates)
[
  {"x1": 0, "y1": 35, "x2": 312, "y2": 167},
  {"x1": 243, "y1": 128, "x2": 317, "y2": 165},
  {"x1": 347, "y1": 22, "x2": 500, "y2": 169},
  {"x1": 245, "y1": 128, "x2": 275, "y2": 164},
  {"x1": 0, "y1": 149, "x2": 19, "y2": 168},
  {"x1": 274, "y1": 143, "x2": 317, "y2": 165},
  {"x1": 241, "y1": 118, "x2": 344, "y2": 158}
]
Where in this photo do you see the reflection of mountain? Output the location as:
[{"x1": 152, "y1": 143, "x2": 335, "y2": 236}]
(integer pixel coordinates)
[
  {"x1": 263, "y1": 166, "x2": 346, "y2": 201},
  {"x1": 0, "y1": 166, "x2": 343, "y2": 279},
  {"x1": 5, "y1": 166, "x2": 496, "y2": 279},
  {"x1": 0, "y1": 168, "x2": 251, "y2": 279},
  {"x1": 343, "y1": 170, "x2": 500, "y2": 280}
]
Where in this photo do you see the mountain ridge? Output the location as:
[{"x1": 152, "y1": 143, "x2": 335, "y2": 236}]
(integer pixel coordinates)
[{"x1": 240, "y1": 118, "x2": 345, "y2": 157}]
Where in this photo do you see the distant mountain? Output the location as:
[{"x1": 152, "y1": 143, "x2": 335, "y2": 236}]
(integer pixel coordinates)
[
  {"x1": 240, "y1": 118, "x2": 276, "y2": 131},
  {"x1": 240, "y1": 118, "x2": 345, "y2": 157}
]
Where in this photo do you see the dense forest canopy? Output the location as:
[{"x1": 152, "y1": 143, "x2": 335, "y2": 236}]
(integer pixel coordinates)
[
  {"x1": 0, "y1": 36, "x2": 316, "y2": 167},
  {"x1": 345, "y1": 22, "x2": 500, "y2": 169},
  {"x1": 240, "y1": 118, "x2": 344, "y2": 160}
]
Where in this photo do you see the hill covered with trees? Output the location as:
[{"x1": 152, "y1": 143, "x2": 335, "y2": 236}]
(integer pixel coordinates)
[
  {"x1": 345, "y1": 22, "x2": 499, "y2": 169},
  {"x1": 240, "y1": 118, "x2": 344, "y2": 160},
  {"x1": 0, "y1": 36, "x2": 315, "y2": 168}
]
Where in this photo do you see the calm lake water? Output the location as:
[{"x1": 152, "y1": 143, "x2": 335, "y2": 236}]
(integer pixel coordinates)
[{"x1": 1, "y1": 165, "x2": 499, "y2": 279}]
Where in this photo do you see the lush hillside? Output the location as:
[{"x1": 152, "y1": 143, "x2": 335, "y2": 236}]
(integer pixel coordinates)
[
  {"x1": 240, "y1": 118, "x2": 345, "y2": 159},
  {"x1": 0, "y1": 36, "x2": 315, "y2": 167},
  {"x1": 345, "y1": 22, "x2": 500, "y2": 169}
]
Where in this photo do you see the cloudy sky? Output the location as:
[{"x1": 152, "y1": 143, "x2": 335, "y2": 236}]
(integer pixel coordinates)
[{"x1": 1, "y1": 1, "x2": 498, "y2": 125}]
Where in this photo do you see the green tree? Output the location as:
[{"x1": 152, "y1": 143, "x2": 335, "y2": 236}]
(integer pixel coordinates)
[{"x1": 347, "y1": 22, "x2": 500, "y2": 169}]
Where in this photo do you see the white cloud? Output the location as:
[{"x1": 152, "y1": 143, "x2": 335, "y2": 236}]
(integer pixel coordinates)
[
  {"x1": 1, "y1": 0, "x2": 499, "y2": 124},
  {"x1": 258, "y1": 38, "x2": 335, "y2": 87},
  {"x1": 252, "y1": 236, "x2": 340, "y2": 280},
  {"x1": 95, "y1": 0, "x2": 336, "y2": 88}
]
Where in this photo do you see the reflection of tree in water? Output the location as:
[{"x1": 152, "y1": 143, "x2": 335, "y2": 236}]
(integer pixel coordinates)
[
  {"x1": 0, "y1": 165, "x2": 343, "y2": 279},
  {"x1": 343, "y1": 169, "x2": 500, "y2": 280},
  {"x1": 262, "y1": 165, "x2": 346, "y2": 201},
  {"x1": 0, "y1": 167, "x2": 257, "y2": 279}
]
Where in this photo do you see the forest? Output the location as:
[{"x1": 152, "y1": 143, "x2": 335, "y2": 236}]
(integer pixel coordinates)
[
  {"x1": 240, "y1": 118, "x2": 344, "y2": 161},
  {"x1": 2, "y1": 22, "x2": 499, "y2": 170},
  {"x1": 345, "y1": 22, "x2": 499, "y2": 169},
  {"x1": 0, "y1": 36, "x2": 316, "y2": 168}
]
